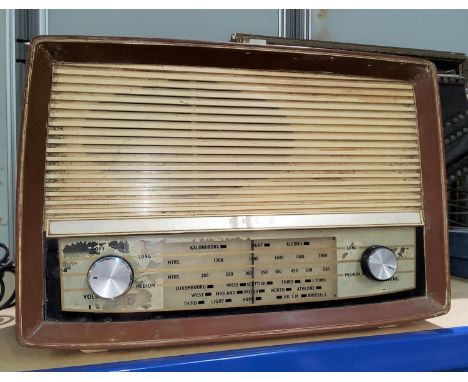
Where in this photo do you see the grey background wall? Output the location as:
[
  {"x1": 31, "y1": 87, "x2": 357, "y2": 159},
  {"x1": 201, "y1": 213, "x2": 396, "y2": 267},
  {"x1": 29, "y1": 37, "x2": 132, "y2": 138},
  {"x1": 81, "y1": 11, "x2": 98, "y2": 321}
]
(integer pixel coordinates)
[
  {"x1": 310, "y1": 10, "x2": 468, "y2": 54},
  {"x1": 46, "y1": 9, "x2": 468, "y2": 54},
  {"x1": 2, "y1": 9, "x2": 468, "y2": 255},
  {"x1": 47, "y1": 10, "x2": 280, "y2": 40}
]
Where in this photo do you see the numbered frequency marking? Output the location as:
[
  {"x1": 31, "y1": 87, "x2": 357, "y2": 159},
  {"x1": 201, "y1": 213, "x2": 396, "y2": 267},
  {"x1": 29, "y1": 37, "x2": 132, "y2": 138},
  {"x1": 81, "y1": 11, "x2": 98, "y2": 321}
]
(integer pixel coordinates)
[{"x1": 60, "y1": 236, "x2": 338, "y2": 312}]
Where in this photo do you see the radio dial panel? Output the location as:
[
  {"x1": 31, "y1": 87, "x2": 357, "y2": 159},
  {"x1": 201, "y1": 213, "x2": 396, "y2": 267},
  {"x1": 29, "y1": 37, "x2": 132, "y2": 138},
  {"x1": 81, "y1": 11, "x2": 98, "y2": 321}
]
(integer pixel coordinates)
[{"x1": 59, "y1": 226, "x2": 416, "y2": 313}]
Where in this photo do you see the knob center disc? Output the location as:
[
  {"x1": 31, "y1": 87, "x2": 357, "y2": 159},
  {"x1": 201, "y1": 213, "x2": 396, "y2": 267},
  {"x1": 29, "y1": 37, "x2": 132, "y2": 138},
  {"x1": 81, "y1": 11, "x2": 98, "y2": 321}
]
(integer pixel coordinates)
[
  {"x1": 88, "y1": 256, "x2": 134, "y2": 299},
  {"x1": 367, "y1": 248, "x2": 398, "y2": 281}
]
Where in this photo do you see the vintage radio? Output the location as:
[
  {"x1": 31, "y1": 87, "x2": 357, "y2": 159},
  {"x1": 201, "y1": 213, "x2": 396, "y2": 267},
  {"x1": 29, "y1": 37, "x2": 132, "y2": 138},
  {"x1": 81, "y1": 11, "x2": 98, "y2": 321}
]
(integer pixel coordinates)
[{"x1": 16, "y1": 36, "x2": 449, "y2": 349}]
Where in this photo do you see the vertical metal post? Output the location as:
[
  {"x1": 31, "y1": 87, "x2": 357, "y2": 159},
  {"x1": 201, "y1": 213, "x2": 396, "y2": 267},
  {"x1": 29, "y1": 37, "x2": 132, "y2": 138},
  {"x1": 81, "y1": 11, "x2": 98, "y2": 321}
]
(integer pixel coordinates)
[
  {"x1": 39, "y1": 9, "x2": 48, "y2": 35},
  {"x1": 4, "y1": 9, "x2": 43, "y2": 259},
  {"x1": 278, "y1": 10, "x2": 286, "y2": 37},
  {"x1": 278, "y1": 9, "x2": 312, "y2": 40},
  {"x1": 5, "y1": 10, "x2": 17, "y2": 259}
]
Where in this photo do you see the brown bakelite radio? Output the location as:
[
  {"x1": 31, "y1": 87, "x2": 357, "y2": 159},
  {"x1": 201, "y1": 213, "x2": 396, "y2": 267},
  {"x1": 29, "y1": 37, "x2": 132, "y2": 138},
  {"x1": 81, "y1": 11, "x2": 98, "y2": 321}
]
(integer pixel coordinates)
[{"x1": 16, "y1": 36, "x2": 449, "y2": 349}]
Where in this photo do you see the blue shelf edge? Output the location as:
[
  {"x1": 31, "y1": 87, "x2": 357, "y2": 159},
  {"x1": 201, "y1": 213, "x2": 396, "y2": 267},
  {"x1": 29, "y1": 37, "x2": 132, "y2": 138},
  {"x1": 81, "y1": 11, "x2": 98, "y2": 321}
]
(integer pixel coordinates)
[{"x1": 42, "y1": 326, "x2": 468, "y2": 372}]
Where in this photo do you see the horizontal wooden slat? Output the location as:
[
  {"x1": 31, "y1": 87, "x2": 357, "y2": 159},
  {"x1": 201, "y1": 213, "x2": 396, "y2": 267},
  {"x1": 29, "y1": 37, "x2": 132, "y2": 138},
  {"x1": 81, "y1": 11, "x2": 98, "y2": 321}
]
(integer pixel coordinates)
[
  {"x1": 43, "y1": 179, "x2": 421, "y2": 187},
  {"x1": 54, "y1": 65, "x2": 413, "y2": 89},
  {"x1": 45, "y1": 164, "x2": 420, "y2": 171},
  {"x1": 46, "y1": 201, "x2": 422, "y2": 215},
  {"x1": 44, "y1": 186, "x2": 421, "y2": 197},
  {"x1": 47, "y1": 128, "x2": 417, "y2": 141},
  {"x1": 46, "y1": 137, "x2": 418, "y2": 148},
  {"x1": 52, "y1": 84, "x2": 415, "y2": 105},
  {"x1": 45, "y1": 154, "x2": 420, "y2": 163},
  {"x1": 45, "y1": 62, "x2": 422, "y2": 223},
  {"x1": 54, "y1": 75, "x2": 414, "y2": 98},
  {"x1": 44, "y1": 172, "x2": 420, "y2": 180},
  {"x1": 50, "y1": 101, "x2": 417, "y2": 119},
  {"x1": 45, "y1": 193, "x2": 421, "y2": 205},
  {"x1": 49, "y1": 110, "x2": 417, "y2": 125},
  {"x1": 48, "y1": 119, "x2": 417, "y2": 133},
  {"x1": 51, "y1": 92, "x2": 416, "y2": 112},
  {"x1": 58, "y1": 63, "x2": 400, "y2": 82},
  {"x1": 46, "y1": 145, "x2": 420, "y2": 156}
]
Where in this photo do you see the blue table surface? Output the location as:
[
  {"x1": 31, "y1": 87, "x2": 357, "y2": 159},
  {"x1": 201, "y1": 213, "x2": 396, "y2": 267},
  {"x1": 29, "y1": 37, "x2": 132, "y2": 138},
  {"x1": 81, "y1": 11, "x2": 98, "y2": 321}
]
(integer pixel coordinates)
[{"x1": 43, "y1": 325, "x2": 468, "y2": 372}]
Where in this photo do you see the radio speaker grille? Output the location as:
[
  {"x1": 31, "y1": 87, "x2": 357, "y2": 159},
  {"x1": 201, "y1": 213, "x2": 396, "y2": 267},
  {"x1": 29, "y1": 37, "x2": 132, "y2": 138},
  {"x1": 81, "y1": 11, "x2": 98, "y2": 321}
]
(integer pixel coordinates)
[{"x1": 44, "y1": 63, "x2": 422, "y2": 221}]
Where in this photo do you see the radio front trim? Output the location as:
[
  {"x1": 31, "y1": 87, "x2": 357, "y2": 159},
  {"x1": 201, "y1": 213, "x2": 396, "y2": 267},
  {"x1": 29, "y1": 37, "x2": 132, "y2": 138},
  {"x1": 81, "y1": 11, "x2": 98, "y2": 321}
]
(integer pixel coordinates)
[{"x1": 46, "y1": 212, "x2": 423, "y2": 237}]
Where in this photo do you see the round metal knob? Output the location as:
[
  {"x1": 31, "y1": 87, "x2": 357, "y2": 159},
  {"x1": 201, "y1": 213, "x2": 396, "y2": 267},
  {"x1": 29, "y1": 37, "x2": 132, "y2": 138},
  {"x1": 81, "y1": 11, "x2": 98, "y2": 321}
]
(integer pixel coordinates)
[
  {"x1": 361, "y1": 246, "x2": 398, "y2": 281},
  {"x1": 87, "y1": 256, "x2": 133, "y2": 299}
]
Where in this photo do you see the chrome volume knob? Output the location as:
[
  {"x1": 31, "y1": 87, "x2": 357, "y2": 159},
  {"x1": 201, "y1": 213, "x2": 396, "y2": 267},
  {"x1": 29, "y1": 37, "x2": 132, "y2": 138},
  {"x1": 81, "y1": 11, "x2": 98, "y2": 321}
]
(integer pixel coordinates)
[
  {"x1": 87, "y1": 256, "x2": 134, "y2": 299},
  {"x1": 361, "y1": 246, "x2": 398, "y2": 281}
]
